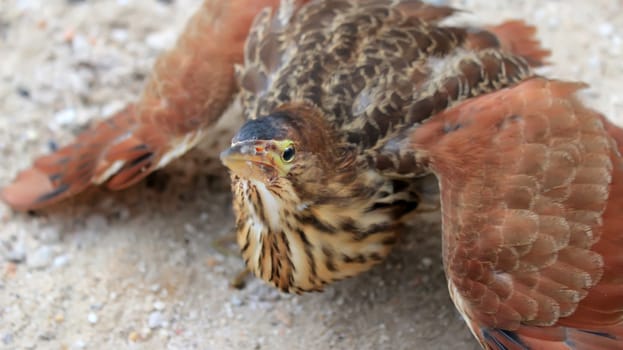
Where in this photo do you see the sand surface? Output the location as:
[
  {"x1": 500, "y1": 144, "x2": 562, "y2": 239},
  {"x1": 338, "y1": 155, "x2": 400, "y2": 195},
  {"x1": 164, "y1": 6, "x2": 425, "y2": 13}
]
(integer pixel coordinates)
[{"x1": 1, "y1": 1, "x2": 621, "y2": 349}]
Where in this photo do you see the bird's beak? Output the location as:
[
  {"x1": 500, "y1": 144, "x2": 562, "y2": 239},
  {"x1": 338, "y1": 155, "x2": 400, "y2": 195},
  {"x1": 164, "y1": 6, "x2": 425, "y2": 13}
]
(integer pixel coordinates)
[{"x1": 220, "y1": 140, "x2": 279, "y2": 181}]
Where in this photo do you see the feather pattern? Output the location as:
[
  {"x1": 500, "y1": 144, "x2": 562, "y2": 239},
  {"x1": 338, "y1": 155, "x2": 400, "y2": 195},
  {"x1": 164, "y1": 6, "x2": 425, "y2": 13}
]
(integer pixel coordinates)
[
  {"x1": 401, "y1": 77, "x2": 623, "y2": 349},
  {"x1": 230, "y1": 0, "x2": 550, "y2": 292},
  {"x1": 238, "y1": 0, "x2": 542, "y2": 153}
]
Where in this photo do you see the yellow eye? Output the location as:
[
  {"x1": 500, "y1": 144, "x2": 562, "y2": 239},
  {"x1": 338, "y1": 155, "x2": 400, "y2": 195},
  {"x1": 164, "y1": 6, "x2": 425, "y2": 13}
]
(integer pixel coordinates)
[{"x1": 282, "y1": 146, "x2": 296, "y2": 162}]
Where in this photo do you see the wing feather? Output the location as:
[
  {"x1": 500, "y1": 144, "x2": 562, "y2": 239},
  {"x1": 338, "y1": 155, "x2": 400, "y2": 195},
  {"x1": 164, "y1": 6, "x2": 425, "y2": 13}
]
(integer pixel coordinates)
[{"x1": 406, "y1": 77, "x2": 623, "y2": 348}]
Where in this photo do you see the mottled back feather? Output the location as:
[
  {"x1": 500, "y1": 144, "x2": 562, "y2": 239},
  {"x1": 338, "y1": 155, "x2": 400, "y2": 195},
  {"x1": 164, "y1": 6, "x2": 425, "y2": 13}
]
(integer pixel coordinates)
[{"x1": 237, "y1": 0, "x2": 539, "y2": 156}]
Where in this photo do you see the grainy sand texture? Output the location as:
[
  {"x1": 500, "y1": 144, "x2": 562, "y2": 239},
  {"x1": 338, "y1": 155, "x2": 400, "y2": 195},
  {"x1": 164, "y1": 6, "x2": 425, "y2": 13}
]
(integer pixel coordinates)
[{"x1": 1, "y1": 1, "x2": 621, "y2": 349}]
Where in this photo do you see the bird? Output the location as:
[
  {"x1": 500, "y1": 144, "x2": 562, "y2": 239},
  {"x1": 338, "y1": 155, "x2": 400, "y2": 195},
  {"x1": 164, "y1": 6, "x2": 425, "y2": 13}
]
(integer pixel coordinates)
[
  {"x1": 219, "y1": 0, "x2": 551, "y2": 293},
  {"x1": 3, "y1": 0, "x2": 620, "y2": 348}
]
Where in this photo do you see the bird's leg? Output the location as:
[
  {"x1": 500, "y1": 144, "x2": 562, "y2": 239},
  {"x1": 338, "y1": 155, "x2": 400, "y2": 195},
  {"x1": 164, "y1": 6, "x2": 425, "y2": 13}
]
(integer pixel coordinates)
[
  {"x1": 1, "y1": 0, "x2": 282, "y2": 211},
  {"x1": 230, "y1": 268, "x2": 251, "y2": 290},
  {"x1": 414, "y1": 174, "x2": 441, "y2": 213}
]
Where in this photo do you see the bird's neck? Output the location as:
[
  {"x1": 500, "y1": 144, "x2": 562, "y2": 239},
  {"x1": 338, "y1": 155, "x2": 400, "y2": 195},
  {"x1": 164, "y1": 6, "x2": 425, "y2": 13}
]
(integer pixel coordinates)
[{"x1": 232, "y1": 172, "x2": 402, "y2": 293}]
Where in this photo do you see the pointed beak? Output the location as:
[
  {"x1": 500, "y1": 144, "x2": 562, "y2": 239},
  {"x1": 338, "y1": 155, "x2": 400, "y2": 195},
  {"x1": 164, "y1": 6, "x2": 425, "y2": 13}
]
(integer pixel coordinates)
[{"x1": 220, "y1": 141, "x2": 277, "y2": 181}]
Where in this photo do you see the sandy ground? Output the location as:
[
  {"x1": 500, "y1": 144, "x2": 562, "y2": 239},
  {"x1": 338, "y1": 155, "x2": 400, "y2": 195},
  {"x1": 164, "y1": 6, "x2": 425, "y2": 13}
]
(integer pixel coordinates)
[{"x1": 0, "y1": 1, "x2": 621, "y2": 349}]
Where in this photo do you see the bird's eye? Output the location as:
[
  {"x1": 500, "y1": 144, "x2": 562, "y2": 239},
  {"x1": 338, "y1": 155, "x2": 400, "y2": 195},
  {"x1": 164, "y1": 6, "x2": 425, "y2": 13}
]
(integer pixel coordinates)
[{"x1": 282, "y1": 146, "x2": 296, "y2": 162}]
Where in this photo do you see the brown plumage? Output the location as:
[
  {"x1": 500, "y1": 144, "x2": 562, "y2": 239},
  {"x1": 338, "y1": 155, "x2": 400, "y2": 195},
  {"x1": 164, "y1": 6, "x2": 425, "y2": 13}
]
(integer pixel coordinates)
[
  {"x1": 393, "y1": 77, "x2": 623, "y2": 349},
  {"x1": 225, "y1": 0, "x2": 550, "y2": 292},
  {"x1": 4, "y1": 1, "x2": 620, "y2": 348}
]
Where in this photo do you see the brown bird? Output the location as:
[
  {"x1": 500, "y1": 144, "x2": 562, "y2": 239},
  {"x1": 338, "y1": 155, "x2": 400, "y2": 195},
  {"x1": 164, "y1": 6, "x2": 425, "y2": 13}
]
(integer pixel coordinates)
[
  {"x1": 4, "y1": 1, "x2": 620, "y2": 348},
  {"x1": 219, "y1": 0, "x2": 550, "y2": 293}
]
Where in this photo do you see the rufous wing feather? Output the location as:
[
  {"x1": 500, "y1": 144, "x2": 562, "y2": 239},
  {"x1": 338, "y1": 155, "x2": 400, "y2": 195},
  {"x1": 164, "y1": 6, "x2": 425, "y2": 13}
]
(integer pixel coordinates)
[
  {"x1": 1, "y1": 0, "x2": 283, "y2": 211},
  {"x1": 466, "y1": 20, "x2": 551, "y2": 67},
  {"x1": 405, "y1": 77, "x2": 623, "y2": 349}
]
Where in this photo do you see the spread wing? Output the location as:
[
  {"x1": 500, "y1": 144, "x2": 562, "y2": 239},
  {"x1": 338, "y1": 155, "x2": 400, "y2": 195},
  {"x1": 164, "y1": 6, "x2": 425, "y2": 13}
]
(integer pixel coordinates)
[
  {"x1": 405, "y1": 77, "x2": 623, "y2": 349},
  {"x1": 1, "y1": 0, "x2": 281, "y2": 211}
]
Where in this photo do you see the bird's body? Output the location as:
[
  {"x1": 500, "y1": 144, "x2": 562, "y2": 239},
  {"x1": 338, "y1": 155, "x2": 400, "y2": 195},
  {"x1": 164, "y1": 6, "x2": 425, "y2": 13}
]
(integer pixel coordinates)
[
  {"x1": 2, "y1": 1, "x2": 622, "y2": 349},
  {"x1": 226, "y1": 0, "x2": 548, "y2": 292}
]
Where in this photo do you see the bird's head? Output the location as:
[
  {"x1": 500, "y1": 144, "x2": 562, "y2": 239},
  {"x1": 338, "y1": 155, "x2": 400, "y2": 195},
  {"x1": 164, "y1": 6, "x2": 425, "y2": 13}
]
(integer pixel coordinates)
[
  {"x1": 220, "y1": 104, "x2": 396, "y2": 293},
  {"x1": 220, "y1": 105, "x2": 347, "y2": 194},
  {"x1": 220, "y1": 116, "x2": 299, "y2": 183}
]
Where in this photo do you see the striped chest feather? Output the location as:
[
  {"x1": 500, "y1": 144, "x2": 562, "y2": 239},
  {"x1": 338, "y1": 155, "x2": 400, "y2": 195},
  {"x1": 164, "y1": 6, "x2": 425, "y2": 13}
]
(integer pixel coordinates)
[{"x1": 231, "y1": 174, "x2": 405, "y2": 293}]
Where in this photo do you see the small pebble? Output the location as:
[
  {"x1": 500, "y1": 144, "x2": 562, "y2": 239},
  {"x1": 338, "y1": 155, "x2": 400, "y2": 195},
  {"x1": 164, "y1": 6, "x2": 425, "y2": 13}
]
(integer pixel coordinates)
[
  {"x1": 184, "y1": 223, "x2": 196, "y2": 234},
  {"x1": 588, "y1": 56, "x2": 602, "y2": 70},
  {"x1": 224, "y1": 303, "x2": 234, "y2": 318},
  {"x1": 140, "y1": 327, "x2": 151, "y2": 339},
  {"x1": 158, "y1": 329, "x2": 169, "y2": 339},
  {"x1": 598, "y1": 23, "x2": 614, "y2": 37},
  {"x1": 230, "y1": 295, "x2": 243, "y2": 307},
  {"x1": 72, "y1": 339, "x2": 86, "y2": 350},
  {"x1": 71, "y1": 34, "x2": 91, "y2": 56},
  {"x1": 38, "y1": 226, "x2": 61, "y2": 244},
  {"x1": 27, "y1": 246, "x2": 55, "y2": 269},
  {"x1": 16, "y1": 86, "x2": 30, "y2": 98},
  {"x1": 54, "y1": 314, "x2": 65, "y2": 323},
  {"x1": 546, "y1": 17, "x2": 560, "y2": 29},
  {"x1": 4, "y1": 241, "x2": 26, "y2": 263},
  {"x1": 148, "y1": 311, "x2": 165, "y2": 329},
  {"x1": 153, "y1": 301, "x2": 166, "y2": 311},
  {"x1": 85, "y1": 214, "x2": 108, "y2": 233},
  {"x1": 110, "y1": 29, "x2": 129, "y2": 43},
  {"x1": 2, "y1": 333, "x2": 13, "y2": 345},
  {"x1": 4, "y1": 262, "x2": 17, "y2": 277},
  {"x1": 52, "y1": 254, "x2": 70, "y2": 268},
  {"x1": 38, "y1": 331, "x2": 55, "y2": 341},
  {"x1": 25, "y1": 128, "x2": 39, "y2": 141},
  {"x1": 128, "y1": 331, "x2": 140, "y2": 342},
  {"x1": 101, "y1": 101, "x2": 127, "y2": 117},
  {"x1": 48, "y1": 140, "x2": 58, "y2": 152},
  {"x1": 53, "y1": 108, "x2": 77, "y2": 126},
  {"x1": 87, "y1": 312, "x2": 98, "y2": 324},
  {"x1": 146, "y1": 30, "x2": 176, "y2": 51}
]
